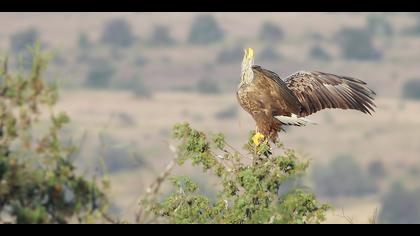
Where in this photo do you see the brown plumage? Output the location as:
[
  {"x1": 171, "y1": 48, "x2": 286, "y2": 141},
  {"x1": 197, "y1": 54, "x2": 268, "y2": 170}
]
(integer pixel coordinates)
[
  {"x1": 284, "y1": 71, "x2": 376, "y2": 116},
  {"x1": 237, "y1": 48, "x2": 376, "y2": 143}
]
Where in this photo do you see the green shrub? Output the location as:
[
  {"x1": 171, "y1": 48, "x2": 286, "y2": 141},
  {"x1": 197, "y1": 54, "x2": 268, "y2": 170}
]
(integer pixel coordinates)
[
  {"x1": 136, "y1": 123, "x2": 329, "y2": 224},
  {"x1": 9, "y1": 28, "x2": 44, "y2": 70},
  {"x1": 259, "y1": 22, "x2": 284, "y2": 43},
  {"x1": 402, "y1": 79, "x2": 420, "y2": 100},
  {"x1": 188, "y1": 15, "x2": 224, "y2": 45},
  {"x1": 0, "y1": 46, "x2": 108, "y2": 224},
  {"x1": 101, "y1": 18, "x2": 136, "y2": 48}
]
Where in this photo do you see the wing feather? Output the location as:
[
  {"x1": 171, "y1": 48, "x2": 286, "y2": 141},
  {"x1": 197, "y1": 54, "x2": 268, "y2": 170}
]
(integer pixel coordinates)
[
  {"x1": 284, "y1": 71, "x2": 376, "y2": 117},
  {"x1": 251, "y1": 66, "x2": 304, "y2": 115}
]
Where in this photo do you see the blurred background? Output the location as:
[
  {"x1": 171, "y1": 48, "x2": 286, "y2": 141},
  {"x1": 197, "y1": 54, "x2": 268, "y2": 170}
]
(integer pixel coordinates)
[{"x1": 1, "y1": 12, "x2": 420, "y2": 223}]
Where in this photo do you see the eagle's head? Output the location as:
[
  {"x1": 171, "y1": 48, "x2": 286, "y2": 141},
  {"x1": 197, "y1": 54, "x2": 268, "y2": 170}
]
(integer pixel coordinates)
[{"x1": 240, "y1": 47, "x2": 255, "y2": 85}]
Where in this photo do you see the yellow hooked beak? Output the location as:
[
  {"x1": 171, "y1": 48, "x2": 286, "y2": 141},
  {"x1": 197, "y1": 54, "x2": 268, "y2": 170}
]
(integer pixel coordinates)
[{"x1": 244, "y1": 47, "x2": 254, "y2": 60}]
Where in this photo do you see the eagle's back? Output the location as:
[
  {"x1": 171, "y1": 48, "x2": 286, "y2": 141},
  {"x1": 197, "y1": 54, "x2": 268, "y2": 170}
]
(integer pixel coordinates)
[{"x1": 237, "y1": 66, "x2": 303, "y2": 118}]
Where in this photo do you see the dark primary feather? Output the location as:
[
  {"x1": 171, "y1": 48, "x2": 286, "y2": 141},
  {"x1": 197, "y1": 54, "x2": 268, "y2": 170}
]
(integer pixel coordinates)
[{"x1": 284, "y1": 71, "x2": 376, "y2": 117}]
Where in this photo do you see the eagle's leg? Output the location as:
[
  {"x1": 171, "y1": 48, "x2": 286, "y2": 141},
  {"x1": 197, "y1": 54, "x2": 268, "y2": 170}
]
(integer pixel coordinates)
[{"x1": 252, "y1": 127, "x2": 265, "y2": 146}]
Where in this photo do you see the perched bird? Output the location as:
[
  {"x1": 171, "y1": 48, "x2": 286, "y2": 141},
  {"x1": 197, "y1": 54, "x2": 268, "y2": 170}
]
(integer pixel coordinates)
[{"x1": 236, "y1": 48, "x2": 376, "y2": 145}]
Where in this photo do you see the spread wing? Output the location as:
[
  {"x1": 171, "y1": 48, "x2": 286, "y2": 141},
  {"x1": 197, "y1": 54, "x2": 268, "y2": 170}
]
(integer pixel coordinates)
[{"x1": 284, "y1": 71, "x2": 376, "y2": 117}]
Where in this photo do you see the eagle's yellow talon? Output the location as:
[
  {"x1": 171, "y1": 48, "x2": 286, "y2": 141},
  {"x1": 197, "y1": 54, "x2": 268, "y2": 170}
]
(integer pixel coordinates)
[{"x1": 252, "y1": 132, "x2": 265, "y2": 146}]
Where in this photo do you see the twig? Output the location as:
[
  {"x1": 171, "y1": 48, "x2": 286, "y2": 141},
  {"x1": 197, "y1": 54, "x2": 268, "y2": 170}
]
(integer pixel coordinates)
[
  {"x1": 335, "y1": 208, "x2": 354, "y2": 224},
  {"x1": 368, "y1": 208, "x2": 378, "y2": 224},
  {"x1": 102, "y1": 212, "x2": 119, "y2": 224},
  {"x1": 209, "y1": 149, "x2": 236, "y2": 171},
  {"x1": 135, "y1": 144, "x2": 177, "y2": 224},
  {"x1": 224, "y1": 141, "x2": 250, "y2": 160}
]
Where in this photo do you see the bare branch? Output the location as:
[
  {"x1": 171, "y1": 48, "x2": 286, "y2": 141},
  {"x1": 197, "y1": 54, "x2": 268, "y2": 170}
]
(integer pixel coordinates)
[
  {"x1": 135, "y1": 144, "x2": 177, "y2": 224},
  {"x1": 335, "y1": 208, "x2": 354, "y2": 224},
  {"x1": 368, "y1": 208, "x2": 378, "y2": 224}
]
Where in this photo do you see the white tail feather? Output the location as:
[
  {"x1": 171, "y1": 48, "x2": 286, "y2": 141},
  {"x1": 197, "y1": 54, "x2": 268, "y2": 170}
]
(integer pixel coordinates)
[{"x1": 275, "y1": 114, "x2": 318, "y2": 126}]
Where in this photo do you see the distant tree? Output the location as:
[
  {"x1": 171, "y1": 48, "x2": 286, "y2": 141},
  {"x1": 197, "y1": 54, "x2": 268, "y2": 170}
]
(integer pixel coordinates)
[
  {"x1": 336, "y1": 27, "x2": 382, "y2": 60},
  {"x1": 379, "y1": 183, "x2": 420, "y2": 224},
  {"x1": 133, "y1": 55, "x2": 149, "y2": 67},
  {"x1": 216, "y1": 45, "x2": 243, "y2": 64},
  {"x1": 313, "y1": 155, "x2": 377, "y2": 197},
  {"x1": 367, "y1": 160, "x2": 386, "y2": 180},
  {"x1": 366, "y1": 14, "x2": 394, "y2": 37},
  {"x1": 259, "y1": 22, "x2": 284, "y2": 43},
  {"x1": 170, "y1": 85, "x2": 194, "y2": 92},
  {"x1": 10, "y1": 28, "x2": 40, "y2": 53},
  {"x1": 77, "y1": 32, "x2": 92, "y2": 50},
  {"x1": 259, "y1": 46, "x2": 282, "y2": 61},
  {"x1": 306, "y1": 31, "x2": 324, "y2": 42},
  {"x1": 402, "y1": 79, "x2": 420, "y2": 100},
  {"x1": 148, "y1": 25, "x2": 176, "y2": 46},
  {"x1": 188, "y1": 15, "x2": 224, "y2": 45},
  {"x1": 196, "y1": 77, "x2": 221, "y2": 94},
  {"x1": 86, "y1": 58, "x2": 115, "y2": 88},
  {"x1": 116, "y1": 112, "x2": 137, "y2": 126},
  {"x1": 309, "y1": 45, "x2": 331, "y2": 61},
  {"x1": 101, "y1": 18, "x2": 136, "y2": 48},
  {"x1": 409, "y1": 166, "x2": 420, "y2": 177},
  {"x1": 403, "y1": 14, "x2": 420, "y2": 35},
  {"x1": 51, "y1": 53, "x2": 67, "y2": 66},
  {"x1": 214, "y1": 105, "x2": 238, "y2": 120},
  {"x1": 131, "y1": 76, "x2": 152, "y2": 98}
]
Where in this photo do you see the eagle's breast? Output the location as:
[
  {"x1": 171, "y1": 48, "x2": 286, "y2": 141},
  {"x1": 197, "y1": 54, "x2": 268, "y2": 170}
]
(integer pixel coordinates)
[{"x1": 236, "y1": 83, "x2": 263, "y2": 116}]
